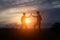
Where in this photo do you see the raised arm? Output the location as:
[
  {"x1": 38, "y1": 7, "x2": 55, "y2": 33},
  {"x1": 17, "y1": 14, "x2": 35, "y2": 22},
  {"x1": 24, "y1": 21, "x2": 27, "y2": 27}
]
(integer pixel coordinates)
[{"x1": 25, "y1": 13, "x2": 32, "y2": 18}]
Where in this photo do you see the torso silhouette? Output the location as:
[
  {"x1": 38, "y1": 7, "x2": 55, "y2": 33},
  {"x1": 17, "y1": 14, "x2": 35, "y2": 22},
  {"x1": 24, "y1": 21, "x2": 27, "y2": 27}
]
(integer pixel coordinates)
[
  {"x1": 37, "y1": 14, "x2": 42, "y2": 27},
  {"x1": 21, "y1": 15, "x2": 26, "y2": 27}
]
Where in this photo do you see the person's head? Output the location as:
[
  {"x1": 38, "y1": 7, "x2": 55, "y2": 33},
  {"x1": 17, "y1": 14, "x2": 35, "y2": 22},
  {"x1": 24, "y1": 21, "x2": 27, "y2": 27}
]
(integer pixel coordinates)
[
  {"x1": 36, "y1": 11, "x2": 40, "y2": 14},
  {"x1": 23, "y1": 12, "x2": 26, "y2": 16}
]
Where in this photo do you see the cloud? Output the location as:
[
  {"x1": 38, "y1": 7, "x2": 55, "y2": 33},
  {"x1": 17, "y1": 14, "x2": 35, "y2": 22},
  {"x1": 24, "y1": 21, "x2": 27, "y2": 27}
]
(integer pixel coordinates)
[
  {"x1": 0, "y1": 0, "x2": 60, "y2": 25},
  {"x1": 0, "y1": 0, "x2": 60, "y2": 11},
  {"x1": 0, "y1": 0, "x2": 38, "y2": 10},
  {"x1": 52, "y1": 1, "x2": 60, "y2": 8}
]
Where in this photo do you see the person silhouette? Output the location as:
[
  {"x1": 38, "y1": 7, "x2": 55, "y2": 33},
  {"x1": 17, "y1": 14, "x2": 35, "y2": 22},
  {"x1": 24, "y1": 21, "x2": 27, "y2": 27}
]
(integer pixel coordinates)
[
  {"x1": 36, "y1": 11, "x2": 42, "y2": 29},
  {"x1": 21, "y1": 12, "x2": 26, "y2": 29},
  {"x1": 21, "y1": 12, "x2": 32, "y2": 29},
  {"x1": 31, "y1": 11, "x2": 42, "y2": 29}
]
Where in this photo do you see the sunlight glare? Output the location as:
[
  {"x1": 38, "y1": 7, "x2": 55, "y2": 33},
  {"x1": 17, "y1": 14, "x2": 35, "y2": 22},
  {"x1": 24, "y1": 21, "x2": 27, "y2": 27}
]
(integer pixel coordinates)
[{"x1": 25, "y1": 18, "x2": 30, "y2": 23}]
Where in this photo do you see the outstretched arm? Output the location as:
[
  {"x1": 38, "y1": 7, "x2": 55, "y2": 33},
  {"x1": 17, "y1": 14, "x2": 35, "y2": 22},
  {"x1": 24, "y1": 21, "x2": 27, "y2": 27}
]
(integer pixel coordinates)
[{"x1": 25, "y1": 13, "x2": 32, "y2": 18}]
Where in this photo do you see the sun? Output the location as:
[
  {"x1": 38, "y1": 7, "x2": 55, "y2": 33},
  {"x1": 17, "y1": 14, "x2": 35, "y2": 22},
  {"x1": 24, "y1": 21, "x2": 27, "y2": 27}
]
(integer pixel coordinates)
[{"x1": 25, "y1": 18, "x2": 30, "y2": 23}]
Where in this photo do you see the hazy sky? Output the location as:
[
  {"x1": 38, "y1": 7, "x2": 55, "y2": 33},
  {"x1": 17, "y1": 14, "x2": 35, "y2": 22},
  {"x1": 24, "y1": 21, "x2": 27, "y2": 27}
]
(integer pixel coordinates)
[{"x1": 0, "y1": 0, "x2": 60, "y2": 28}]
